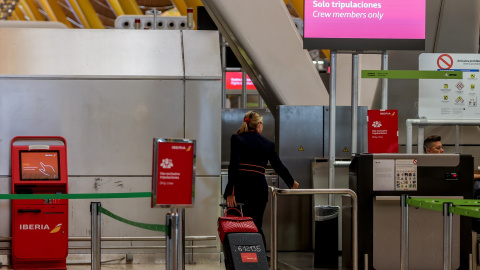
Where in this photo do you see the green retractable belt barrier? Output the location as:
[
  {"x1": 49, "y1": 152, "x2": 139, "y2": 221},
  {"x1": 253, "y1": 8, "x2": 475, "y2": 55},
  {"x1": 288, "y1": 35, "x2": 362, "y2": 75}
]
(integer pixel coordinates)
[
  {"x1": 0, "y1": 192, "x2": 151, "y2": 199},
  {"x1": 98, "y1": 206, "x2": 168, "y2": 233},
  {"x1": 407, "y1": 197, "x2": 480, "y2": 218}
]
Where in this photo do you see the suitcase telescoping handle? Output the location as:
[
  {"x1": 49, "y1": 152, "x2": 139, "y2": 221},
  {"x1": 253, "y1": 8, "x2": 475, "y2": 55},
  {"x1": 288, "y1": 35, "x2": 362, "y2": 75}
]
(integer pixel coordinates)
[{"x1": 219, "y1": 203, "x2": 244, "y2": 216}]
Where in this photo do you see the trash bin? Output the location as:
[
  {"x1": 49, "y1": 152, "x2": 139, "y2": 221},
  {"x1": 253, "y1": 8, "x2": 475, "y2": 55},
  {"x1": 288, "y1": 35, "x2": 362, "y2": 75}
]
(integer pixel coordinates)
[{"x1": 314, "y1": 205, "x2": 339, "y2": 268}]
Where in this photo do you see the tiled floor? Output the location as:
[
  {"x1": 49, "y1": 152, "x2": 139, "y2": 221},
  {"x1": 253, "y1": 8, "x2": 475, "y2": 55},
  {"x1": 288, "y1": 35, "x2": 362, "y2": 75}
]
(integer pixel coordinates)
[
  {"x1": 0, "y1": 252, "x2": 332, "y2": 270},
  {"x1": 1, "y1": 252, "x2": 477, "y2": 270},
  {"x1": 0, "y1": 264, "x2": 223, "y2": 270},
  {"x1": 68, "y1": 264, "x2": 224, "y2": 270},
  {"x1": 0, "y1": 263, "x2": 224, "y2": 270}
]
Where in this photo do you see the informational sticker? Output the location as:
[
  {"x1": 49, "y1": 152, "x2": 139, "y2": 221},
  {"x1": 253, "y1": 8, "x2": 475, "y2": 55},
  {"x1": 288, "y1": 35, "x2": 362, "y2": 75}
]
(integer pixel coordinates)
[
  {"x1": 151, "y1": 138, "x2": 196, "y2": 208},
  {"x1": 240, "y1": 253, "x2": 259, "y2": 263},
  {"x1": 395, "y1": 159, "x2": 417, "y2": 191},
  {"x1": 373, "y1": 159, "x2": 395, "y2": 191},
  {"x1": 368, "y1": 110, "x2": 398, "y2": 153},
  {"x1": 419, "y1": 53, "x2": 480, "y2": 119}
]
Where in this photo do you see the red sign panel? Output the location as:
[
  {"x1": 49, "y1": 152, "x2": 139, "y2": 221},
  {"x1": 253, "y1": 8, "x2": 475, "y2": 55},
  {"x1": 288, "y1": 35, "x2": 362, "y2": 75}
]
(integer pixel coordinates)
[
  {"x1": 225, "y1": 72, "x2": 256, "y2": 90},
  {"x1": 152, "y1": 139, "x2": 195, "y2": 208},
  {"x1": 240, "y1": 253, "x2": 258, "y2": 263},
  {"x1": 368, "y1": 110, "x2": 399, "y2": 153}
]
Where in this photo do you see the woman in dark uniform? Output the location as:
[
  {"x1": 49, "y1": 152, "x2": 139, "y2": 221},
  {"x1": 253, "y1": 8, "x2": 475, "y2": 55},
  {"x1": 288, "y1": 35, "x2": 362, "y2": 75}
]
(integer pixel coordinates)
[{"x1": 224, "y1": 110, "x2": 299, "y2": 240}]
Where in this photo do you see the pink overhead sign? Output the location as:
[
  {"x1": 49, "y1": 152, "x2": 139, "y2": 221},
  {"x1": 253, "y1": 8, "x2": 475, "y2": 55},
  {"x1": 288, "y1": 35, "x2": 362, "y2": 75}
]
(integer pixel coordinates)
[
  {"x1": 303, "y1": 0, "x2": 425, "y2": 50},
  {"x1": 304, "y1": 0, "x2": 425, "y2": 39}
]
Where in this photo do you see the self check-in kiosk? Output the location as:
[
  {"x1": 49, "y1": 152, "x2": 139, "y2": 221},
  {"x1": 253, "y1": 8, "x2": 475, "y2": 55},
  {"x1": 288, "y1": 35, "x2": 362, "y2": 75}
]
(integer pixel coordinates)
[
  {"x1": 11, "y1": 136, "x2": 68, "y2": 269},
  {"x1": 345, "y1": 153, "x2": 473, "y2": 270}
]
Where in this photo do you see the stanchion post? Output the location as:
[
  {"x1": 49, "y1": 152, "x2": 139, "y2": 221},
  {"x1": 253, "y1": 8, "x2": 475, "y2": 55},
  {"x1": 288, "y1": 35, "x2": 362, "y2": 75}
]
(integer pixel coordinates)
[
  {"x1": 400, "y1": 195, "x2": 409, "y2": 270},
  {"x1": 270, "y1": 187, "x2": 278, "y2": 270},
  {"x1": 178, "y1": 208, "x2": 185, "y2": 270},
  {"x1": 166, "y1": 210, "x2": 179, "y2": 270},
  {"x1": 351, "y1": 53, "x2": 359, "y2": 155},
  {"x1": 328, "y1": 50, "x2": 337, "y2": 205},
  {"x1": 90, "y1": 202, "x2": 101, "y2": 270},
  {"x1": 443, "y1": 202, "x2": 453, "y2": 270}
]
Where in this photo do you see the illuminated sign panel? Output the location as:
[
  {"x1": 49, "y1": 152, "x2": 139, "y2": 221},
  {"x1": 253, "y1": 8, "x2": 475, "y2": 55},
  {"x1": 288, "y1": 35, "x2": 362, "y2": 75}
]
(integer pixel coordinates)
[
  {"x1": 303, "y1": 0, "x2": 425, "y2": 50},
  {"x1": 225, "y1": 72, "x2": 256, "y2": 90},
  {"x1": 20, "y1": 151, "x2": 60, "y2": 181}
]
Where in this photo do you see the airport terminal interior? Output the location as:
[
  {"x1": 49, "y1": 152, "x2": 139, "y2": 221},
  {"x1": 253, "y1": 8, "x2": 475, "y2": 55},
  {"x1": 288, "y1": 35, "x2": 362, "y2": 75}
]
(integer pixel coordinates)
[{"x1": 2, "y1": 0, "x2": 480, "y2": 269}]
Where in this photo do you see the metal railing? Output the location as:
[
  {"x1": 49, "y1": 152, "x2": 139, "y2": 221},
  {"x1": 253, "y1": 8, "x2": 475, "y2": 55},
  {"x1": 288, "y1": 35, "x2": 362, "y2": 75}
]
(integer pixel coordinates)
[
  {"x1": 269, "y1": 187, "x2": 358, "y2": 270},
  {"x1": 406, "y1": 119, "x2": 480, "y2": 154},
  {"x1": 0, "y1": 236, "x2": 217, "y2": 252},
  {"x1": 89, "y1": 203, "x2": 198, "y2": 270},
  {"x1": 0, "y1": 236, "x2": 215, "y2": 243}
]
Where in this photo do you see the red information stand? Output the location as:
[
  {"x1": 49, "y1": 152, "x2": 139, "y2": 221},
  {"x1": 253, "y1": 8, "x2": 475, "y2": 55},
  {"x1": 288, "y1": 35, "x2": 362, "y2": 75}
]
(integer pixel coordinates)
[
  {"x1": 11, "y1": 136, "x2": 68, "y2": 270},
  {"x1": 151, "y1": 138, "x2": 196, "y2": 270},
  {"x1": 151, "y1": 138, "x2": 195, "y2": 208}
]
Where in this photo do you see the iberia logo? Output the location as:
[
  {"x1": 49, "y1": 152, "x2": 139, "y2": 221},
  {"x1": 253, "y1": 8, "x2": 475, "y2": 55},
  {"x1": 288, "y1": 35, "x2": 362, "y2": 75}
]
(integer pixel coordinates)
[
  {"x1": 186, "y1": 146, "x2": 191, "y2": 151},
  {"x1": 50, "y1": 223, "x2": 62, "y2": 233}
]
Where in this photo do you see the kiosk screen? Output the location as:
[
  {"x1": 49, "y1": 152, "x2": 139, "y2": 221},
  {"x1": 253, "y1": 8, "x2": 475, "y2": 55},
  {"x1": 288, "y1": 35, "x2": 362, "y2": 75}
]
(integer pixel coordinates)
[{"x1": 20, "y1": 151, "x2": 60, "y2": 180}]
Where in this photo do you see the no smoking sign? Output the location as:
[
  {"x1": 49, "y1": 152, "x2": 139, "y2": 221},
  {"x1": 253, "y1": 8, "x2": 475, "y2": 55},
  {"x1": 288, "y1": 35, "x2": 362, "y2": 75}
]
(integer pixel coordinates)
[{"x1": 437, "y1": 54, "x2": 453, "y2": 70}]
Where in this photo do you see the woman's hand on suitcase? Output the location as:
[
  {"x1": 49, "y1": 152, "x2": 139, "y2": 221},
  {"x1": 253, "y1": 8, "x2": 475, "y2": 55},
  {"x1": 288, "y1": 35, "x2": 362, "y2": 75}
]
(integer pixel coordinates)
[{"x1": 227, "y1": 195, "x2": 237, "y2": 207}]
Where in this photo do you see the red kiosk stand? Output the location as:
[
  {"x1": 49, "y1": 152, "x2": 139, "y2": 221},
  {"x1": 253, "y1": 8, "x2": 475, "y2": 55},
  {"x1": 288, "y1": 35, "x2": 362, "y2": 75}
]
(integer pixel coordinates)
[{"x1": 11, "y1": 136, "x2": 68, "y2": 270}]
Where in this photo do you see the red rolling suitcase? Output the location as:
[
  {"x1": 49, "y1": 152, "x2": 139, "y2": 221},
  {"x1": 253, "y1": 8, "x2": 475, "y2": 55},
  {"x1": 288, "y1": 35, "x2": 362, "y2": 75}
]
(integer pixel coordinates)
[{"x1": 218, "y1": 204, "x2": 268, "y2": 270}]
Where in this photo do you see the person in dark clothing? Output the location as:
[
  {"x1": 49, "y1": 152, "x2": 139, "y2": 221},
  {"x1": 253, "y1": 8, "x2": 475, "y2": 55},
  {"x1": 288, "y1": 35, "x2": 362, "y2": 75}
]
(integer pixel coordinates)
[{"x1": 224, "y1": 110, "x2": 299, "y2": 240}]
